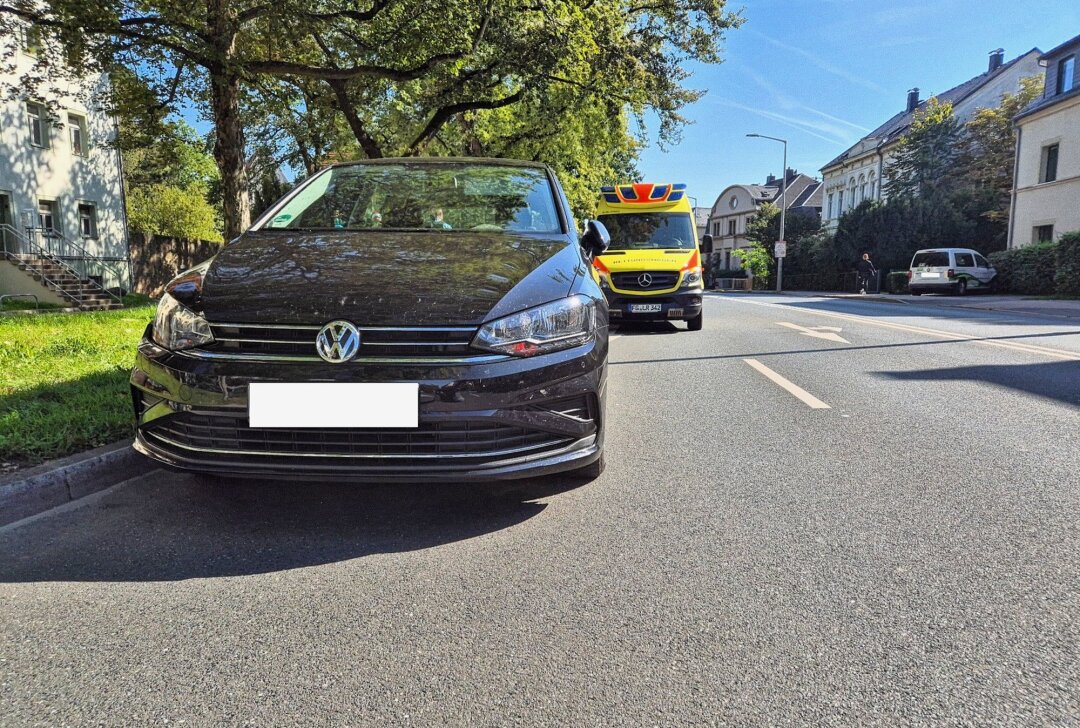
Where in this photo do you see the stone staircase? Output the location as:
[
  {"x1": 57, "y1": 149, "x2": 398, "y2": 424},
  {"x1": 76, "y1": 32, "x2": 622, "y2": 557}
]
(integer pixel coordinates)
[{"x1": 8, "y1": 253, "x2": 123, "y2": 310}]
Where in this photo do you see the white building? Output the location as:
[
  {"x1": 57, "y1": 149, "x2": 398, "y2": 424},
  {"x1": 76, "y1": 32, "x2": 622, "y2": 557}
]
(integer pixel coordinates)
[
  {"x1": 1009, "y1": 34, "x2": 1080, "y2": 248},
  {"x1": 820, "y1": 48, "x2": 1043, "y2": 230},
  {"x1": 705, "y1": 170, "x2": 822, "y2": 270},
  {"x1": 0, "y1": 23, "x2": 129, "y2": 308}
]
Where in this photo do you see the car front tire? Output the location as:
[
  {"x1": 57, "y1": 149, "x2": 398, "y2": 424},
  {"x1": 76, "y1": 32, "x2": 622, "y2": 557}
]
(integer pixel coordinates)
[{"x1": 687, "y1": 312, "x2": 703, "y2": 331}]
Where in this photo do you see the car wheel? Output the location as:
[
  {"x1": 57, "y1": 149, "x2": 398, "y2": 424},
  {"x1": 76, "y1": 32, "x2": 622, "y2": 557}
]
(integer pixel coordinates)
[
  {"x1": 687, "y1": 312, "x2": 703, "y2": 331},
  {"x1": 956, "y1": 280, "x2": 967, "y2": 296},
  {"x1": 569, "y1": 452, "x2": 605, "y2": 481}
]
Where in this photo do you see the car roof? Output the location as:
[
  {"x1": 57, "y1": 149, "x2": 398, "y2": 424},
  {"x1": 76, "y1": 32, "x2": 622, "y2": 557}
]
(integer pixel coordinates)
[
  {"x1": 912, "y1": 248, "x2": 980, "y2": 254},
  {"x1": 326, "y1": 156, "x2": 551, "y2": 171}
]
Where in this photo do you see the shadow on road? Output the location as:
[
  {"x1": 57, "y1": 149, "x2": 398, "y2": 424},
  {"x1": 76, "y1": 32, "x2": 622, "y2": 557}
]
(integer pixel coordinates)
[
  {"x1": 717, "y1": 293, "x2": 1080, "y2": 326},
  {"x1": 613, "y1": 321, "x2": 682, "y2": 335},
  {"x1": 0, "y1": 472, "x2": 586, "y2": 583},
  {"x1": 873, "y1": 361, "x2": 1080, "y2": 407}
]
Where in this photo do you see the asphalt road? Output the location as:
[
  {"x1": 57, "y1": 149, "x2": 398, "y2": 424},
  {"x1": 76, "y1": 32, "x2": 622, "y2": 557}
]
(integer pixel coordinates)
[{"x1": 3, "y1": 293, "x2": 1079, "y2": 726}]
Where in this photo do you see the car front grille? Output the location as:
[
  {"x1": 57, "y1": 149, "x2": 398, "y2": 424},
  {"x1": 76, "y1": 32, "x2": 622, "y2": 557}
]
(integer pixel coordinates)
[
  {"x1": 201, "y1": 323, "x2": 478, "y2": 360},
  {"x1": 141, "y1": 410, "x2": 577, "y2": 466},
  {"x1": 611, "y1": 271, "x2": 679, "y2": 291}
]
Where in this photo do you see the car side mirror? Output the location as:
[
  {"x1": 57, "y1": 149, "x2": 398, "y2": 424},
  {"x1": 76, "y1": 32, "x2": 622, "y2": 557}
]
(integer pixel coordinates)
[
  {"x1": 702, "y1": 234, "x2": 714, "y2": 254},
  {"x1": 580, "y1": 220, "x2": 610, "y2": 259}
]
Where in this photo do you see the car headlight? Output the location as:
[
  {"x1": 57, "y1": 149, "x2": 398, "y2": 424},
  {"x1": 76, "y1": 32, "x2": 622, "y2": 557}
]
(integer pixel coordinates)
[
  {"x1": 682, "y1": 268, "x2": 703, "y2": 287},
  {"x1": 152, "y1": 293, "x2": 214, "y2": 350},
  {"x1": 473, "y1": 295, "x2": 597, "y2": 357}
]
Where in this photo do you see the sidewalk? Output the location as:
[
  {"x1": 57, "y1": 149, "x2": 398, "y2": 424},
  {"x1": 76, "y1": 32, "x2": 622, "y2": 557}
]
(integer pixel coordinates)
[{"x1": 779, "y1": 291, "x2": 1080, "y2": 321}]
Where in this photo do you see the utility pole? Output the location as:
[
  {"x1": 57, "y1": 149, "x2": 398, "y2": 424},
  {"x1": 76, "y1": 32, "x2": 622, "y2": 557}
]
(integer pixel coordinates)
[{"x1": 747, "y1": 134, "x2": 788, "y2": 292}]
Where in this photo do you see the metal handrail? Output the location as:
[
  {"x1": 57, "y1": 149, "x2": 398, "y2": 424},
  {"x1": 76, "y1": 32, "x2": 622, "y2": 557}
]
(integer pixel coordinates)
[{"x1": 1, "y1": 223, "x2": 123, "y2": 304}]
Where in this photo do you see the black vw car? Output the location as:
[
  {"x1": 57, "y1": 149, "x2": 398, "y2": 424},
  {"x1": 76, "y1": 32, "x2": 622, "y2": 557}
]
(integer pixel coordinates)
[{"x1": 130, "y1": 158, "x2": 610, "y2": 481}]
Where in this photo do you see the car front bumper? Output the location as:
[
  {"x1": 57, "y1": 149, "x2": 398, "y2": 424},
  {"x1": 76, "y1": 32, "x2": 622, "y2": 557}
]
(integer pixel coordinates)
[
  {"x1": 130, "y1": 327, "x2": 606, "y2": 481},
  {"x1": 604, "y1": 290, "x2": 703, "y2": 321}
]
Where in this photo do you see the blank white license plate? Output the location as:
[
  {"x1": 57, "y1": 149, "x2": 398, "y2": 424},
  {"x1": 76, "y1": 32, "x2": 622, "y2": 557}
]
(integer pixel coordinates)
[
  {"x1": 920, "y1": 271, "x2": 941, "y2": 278},
  {"x1": 630, "y1": 303, "x2": 662, "y2": 313},
  {"x1": 248, "y1": 383, "x2": 418, "y2": 428}
]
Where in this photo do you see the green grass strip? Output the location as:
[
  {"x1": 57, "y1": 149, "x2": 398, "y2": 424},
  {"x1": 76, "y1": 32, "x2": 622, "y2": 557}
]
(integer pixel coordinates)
[{"x1": 0, "y1": 305, "x2": 156, "y2": 467}]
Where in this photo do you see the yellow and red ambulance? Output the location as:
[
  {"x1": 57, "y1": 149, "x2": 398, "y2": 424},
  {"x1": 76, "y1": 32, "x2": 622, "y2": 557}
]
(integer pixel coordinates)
[{"x1": 592, "y1": 183, "x2": 703, "y2": 330}]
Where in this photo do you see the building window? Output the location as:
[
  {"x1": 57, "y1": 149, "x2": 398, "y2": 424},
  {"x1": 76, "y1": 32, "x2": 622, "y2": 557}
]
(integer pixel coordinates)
[
  {"x1": 869, "y1": 172, "x2": 877, "y2": 199},
  {"x1": 827, "y1": 193, "x2": 834, "y2": 218},
  {"x1": 26, "y1": 103, "x2": 48, "y2": 147},
  {"x1": 78, "y1": 203, "x2": 98, "y2": 238},
  {"x1": 837, "y1": 190, "x2": 844, "y2": 213},
  {"x1": 37, "y1": 200, "x2": 60, "y2": 234},
  {"x1": 1034, "y1": 224, "x2": 1054, "y2": 243},
  {"x1": 1057, "y1": 55, "x2": 1076, "y2": 95},
  {"x1": 1040, "y1": 144, "x2": 1059, "y2": 183},
  {"x1": 68, "y1": 113, "x2": 88, "y2": 156},
  {"x1": 729, "y1": 196, "x2": 739, "y2": 210},
  {"x1": 728, "y1": 219, "x2": 736, "y2": 236},
  {"x1": 22, "y1": 25, "x2": 43, "y2": 56}
]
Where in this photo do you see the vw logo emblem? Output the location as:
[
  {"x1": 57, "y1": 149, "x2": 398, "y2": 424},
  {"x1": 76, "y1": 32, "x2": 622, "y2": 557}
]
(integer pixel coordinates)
[
  {"x1": 637, "y1": 273, "x2": 653, "y2": 287},
  {"x1": 315, "y1": 320, "x2": 360, "y2": 363}
]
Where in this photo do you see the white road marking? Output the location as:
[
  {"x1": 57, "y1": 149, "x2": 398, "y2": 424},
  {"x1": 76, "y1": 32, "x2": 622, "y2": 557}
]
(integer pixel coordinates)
[
  {"x1": 724, "y1": 298, "x2": 1080, "y2": 361},
  {"x1": 777, "y1": 322, "x2": 851, "y2": 344},
  {"x1": 743, "y1": 358, "x2": 832, "y2": 409}
]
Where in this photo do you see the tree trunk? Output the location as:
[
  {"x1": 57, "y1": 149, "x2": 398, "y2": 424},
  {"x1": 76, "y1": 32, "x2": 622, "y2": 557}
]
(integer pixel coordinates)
[
  {"x1": 210, "y1": 72, "x2": 251, "y2": 240},
  {"x1": 207, "y1": 0, "x2": 250, "y2": 240}
]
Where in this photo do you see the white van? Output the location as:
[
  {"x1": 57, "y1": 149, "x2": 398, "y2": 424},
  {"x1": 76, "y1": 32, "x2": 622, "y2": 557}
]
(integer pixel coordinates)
[{"x1": 907, "y1": 248, "x2": 997, "y2": 296}]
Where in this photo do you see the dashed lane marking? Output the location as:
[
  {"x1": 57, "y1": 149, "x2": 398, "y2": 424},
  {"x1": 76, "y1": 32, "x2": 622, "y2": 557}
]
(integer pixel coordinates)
[{"x1": 743, "y1": 358, "x2": 832, "y2": 410}]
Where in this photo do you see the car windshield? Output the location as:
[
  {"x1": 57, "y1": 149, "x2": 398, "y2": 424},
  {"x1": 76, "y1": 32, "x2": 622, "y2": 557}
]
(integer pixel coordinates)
[
  {"x1": 596, "y1": 212, "x2": 696, "y2": 250},
  {"x1": 264, "y1": 163, "x2": 561, "y2": 234},
  {"x1": 912, "y1": 251, "x2": 950, "y2": 267}
]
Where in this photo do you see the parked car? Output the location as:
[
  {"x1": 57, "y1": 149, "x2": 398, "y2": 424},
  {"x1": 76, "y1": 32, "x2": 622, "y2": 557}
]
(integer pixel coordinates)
[
  {"x1": 907, "y1": 247, "x2": 997, "y2": 295},
  {"x1": 130, "y1": 158, "x2": 610, "y2": 481}
]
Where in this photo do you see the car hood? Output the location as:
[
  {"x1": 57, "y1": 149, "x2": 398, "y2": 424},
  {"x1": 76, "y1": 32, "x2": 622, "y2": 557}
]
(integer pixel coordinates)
[
  {"x1": 594, "y1": 248, "x2": 695, "y2": 273},
  {"x1": 199, "y1": 230, "x2": 577, "y2": 326}
]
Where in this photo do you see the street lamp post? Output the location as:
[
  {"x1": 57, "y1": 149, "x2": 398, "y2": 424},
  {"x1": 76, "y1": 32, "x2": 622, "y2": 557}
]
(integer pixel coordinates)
[{"x1": 746, "y1": 133, "x2": 788, "y2": 292}]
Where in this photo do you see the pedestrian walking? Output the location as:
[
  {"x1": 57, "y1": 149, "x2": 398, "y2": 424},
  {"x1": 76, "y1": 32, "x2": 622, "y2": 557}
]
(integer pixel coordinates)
[{"x1": 856, "y1": 253, "x2": 877, "y2": 294}]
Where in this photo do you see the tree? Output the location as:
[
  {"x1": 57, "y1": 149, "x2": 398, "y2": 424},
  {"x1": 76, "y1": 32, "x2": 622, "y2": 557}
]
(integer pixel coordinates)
[
  {"x1": 884, "y1": 98, "x2": 962, "y2": 199},
  {"x1": 954, "y1": 75, "x2": 1044, "y2": 225},
  {"x1": 744, "y1": 202, "x2": 822, "y2": 276},
  {"x1": 127, "y1": 185, "x2": 223, "y2": 242},
  {"x1": 3, "y1": 1, "x2": 743, "y2": 239}
]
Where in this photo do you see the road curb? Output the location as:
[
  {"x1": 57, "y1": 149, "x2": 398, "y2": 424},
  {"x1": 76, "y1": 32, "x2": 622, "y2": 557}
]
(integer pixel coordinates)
[{"x1": 0, "y1": 441, "x2": 159, "y2": 527}]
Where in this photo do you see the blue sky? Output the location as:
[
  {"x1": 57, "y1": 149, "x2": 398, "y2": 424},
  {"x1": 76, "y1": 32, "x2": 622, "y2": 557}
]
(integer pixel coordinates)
[{"x1": 640, "y1": 0, "x2": 1080, "y2": 210}]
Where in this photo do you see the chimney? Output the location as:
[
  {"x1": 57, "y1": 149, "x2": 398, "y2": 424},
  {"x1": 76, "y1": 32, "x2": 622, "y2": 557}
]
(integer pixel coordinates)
[
  {"x1": 906, "y1": 88, "x2": 921, "y2": 113},
  {"x1": 766, "y1": 174, "x2": 776, "y2": 185},
  {"x1": 988, "y1": 48, "x2": 1005, "y2": 73},
  {"x1": 786, "y1": 168, "x2": 797, "y2": 183}
]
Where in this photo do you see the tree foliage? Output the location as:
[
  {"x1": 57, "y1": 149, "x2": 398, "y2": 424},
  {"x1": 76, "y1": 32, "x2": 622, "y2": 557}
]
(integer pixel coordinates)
[
  {"x1": 744, "y1": 202, "x2": 822, "y2": 276},
  {"x1": 954, "y1": 75, "x2": 1044, "y2": 223},
  {"x1": 3, "y1": 1, "x2": 743, "y2": 238},
  {"x1": 127, "y1": 185, "x2": 224, "y2": 242},
  {"x1": 884, "y1": 98, "x2": 962, "y2": 199}
]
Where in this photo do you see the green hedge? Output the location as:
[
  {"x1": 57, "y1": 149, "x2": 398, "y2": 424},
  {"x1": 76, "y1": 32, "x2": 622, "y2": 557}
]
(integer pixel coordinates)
[
  {"x1": 988, "y1": 242, "x2": 1058, "y2": 294},
  {"x1": 1055, "y1": 231, "x2": 1080, "y2": 297},
  {"x1": 885, "y1": 271, "x2": 908, "y2": 294}
]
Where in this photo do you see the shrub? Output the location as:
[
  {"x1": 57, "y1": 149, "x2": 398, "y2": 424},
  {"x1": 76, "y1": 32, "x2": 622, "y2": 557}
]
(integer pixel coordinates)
[
  {"x1": 988, "y1": 242, "x2": 1057, "y2": 294},
  {"x1": 1054, "y1": 231, "x2": 1080, "y2": 297},
  {"x1": 886, "y1": 271, "x2": 909, "y2": 294},
  {"x1": 127, "y1": 184, "x2": 224, "y2": 243}
]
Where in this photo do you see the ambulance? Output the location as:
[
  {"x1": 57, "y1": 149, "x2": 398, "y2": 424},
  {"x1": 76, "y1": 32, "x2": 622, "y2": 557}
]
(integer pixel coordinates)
[{"x1": 592, "y1": 183, "x2": 704, "y2": 330}]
